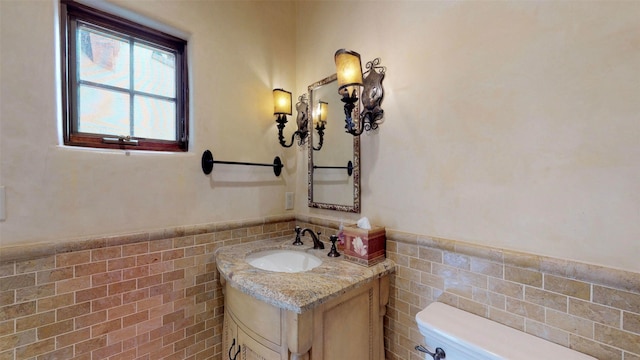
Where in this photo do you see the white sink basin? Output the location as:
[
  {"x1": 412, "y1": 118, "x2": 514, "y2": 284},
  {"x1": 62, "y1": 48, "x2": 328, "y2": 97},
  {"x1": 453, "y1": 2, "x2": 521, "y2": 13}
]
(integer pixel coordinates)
[{"x1": 246, "y1": 249, "x2": 322, "y2": 273}]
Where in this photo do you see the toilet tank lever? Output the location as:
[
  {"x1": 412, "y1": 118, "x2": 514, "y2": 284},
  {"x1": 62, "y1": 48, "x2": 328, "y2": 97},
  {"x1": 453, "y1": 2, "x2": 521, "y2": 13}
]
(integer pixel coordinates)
[{"x1": 415, "y1": 345, "x2": 446, "y2": 360}]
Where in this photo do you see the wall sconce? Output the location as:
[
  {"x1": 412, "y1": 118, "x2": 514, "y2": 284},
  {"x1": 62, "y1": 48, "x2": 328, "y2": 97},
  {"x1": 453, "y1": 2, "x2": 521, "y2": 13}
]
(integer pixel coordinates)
[
  {"x1": 275, "y1": 89, "x2": 311, "y2": 147},
  {"x1": 312, "y1": 101, "x2": 328, "y2": 151},
  {"x1": 334, "y1": 49, "x2": 386, "y2": 136}
]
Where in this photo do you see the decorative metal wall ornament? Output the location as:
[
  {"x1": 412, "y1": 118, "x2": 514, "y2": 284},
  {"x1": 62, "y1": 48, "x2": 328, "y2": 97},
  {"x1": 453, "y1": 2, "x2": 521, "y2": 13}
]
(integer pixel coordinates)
[{"x1": 360, "y1": 58, "x2": 386, "y2": 130}]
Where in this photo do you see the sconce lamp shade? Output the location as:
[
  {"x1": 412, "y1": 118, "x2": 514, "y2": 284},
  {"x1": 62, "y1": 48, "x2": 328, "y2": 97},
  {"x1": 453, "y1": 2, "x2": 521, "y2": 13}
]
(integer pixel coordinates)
[
  {"x1": 273, "y1": 89, "x2": 292, "y2": 115},
  {"x1": 335, "y1": 49, "x2": 363, "y2": 91},
  {"x1": 319, "y1": 101, "x2": 328, "y2": 122}
]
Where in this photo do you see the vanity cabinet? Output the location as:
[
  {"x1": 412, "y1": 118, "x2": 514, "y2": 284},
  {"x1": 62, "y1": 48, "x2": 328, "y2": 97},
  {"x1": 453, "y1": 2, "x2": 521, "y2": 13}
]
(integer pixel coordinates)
[{"x1": 222, "y1": 275, "x2": 390, "y2": 360}]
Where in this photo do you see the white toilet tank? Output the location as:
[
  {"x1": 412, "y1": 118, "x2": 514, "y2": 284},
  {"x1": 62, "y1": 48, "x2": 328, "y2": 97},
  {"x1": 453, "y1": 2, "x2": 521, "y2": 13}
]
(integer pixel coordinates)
[{"x1": 415, "y1": 302, "x2": 597, "y2": 360}]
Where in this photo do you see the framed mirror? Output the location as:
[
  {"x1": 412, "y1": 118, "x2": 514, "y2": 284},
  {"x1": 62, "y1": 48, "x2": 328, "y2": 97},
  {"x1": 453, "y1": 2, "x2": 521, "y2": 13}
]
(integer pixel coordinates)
[{"x1": 307, "y1": 74, "x2": 360, "y2": 213}]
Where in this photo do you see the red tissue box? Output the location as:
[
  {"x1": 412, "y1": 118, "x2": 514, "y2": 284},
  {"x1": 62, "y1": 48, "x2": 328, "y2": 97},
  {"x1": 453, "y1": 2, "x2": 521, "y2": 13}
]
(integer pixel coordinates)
[{"x1": 342, "y1": 224, "x2": 386, "y2": 266}]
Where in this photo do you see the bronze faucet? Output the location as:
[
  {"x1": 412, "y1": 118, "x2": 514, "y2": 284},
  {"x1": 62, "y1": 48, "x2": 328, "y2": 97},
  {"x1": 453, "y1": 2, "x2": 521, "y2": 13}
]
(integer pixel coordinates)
[{"x1": 292, "y1": 226, "x2": 324, "y2": 249}]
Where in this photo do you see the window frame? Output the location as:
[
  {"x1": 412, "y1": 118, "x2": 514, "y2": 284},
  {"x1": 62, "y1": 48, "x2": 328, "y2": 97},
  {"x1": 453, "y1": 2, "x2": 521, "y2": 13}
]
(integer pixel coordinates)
[{"x1": 60, "y1": 0, "x2": 189, "y2": 152}]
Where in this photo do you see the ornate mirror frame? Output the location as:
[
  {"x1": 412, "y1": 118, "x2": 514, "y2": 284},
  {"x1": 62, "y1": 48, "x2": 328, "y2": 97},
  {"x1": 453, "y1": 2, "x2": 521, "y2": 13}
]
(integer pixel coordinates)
[{"x1": 307, "y1": 73, "x2": 361, "y2": 213}]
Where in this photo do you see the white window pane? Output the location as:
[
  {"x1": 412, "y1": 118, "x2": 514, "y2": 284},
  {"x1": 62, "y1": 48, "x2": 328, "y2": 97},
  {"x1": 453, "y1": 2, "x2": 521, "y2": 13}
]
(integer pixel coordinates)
[
  {"x1": 78, "y1": 85, "x2": 130, "y2": 135},
  {"x1": 133, "y1": 96, "x2": 176, "y2": 140},
  {"x1": 134, "y1": 43, "x2": 175, "y2": 98},
  {"x1": 78, "y1": 25, "x2": 130, "y2": 89}
]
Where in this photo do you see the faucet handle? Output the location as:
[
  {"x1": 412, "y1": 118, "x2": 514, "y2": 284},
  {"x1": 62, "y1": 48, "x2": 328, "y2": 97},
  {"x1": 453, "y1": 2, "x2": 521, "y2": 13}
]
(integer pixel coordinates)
[
  {"x1": 292, "y1": 226, "x2": 303, "y2": 246},
  {"x1": 327, "y1": 235, "x2": 340, "y2": 257}
]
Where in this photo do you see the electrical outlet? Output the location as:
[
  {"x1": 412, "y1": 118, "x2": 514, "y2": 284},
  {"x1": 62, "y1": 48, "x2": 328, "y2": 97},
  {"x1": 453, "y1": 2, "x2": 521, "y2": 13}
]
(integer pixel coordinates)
[{"x1": 285, "y1": 192, "x2": 294, "y2": 210}]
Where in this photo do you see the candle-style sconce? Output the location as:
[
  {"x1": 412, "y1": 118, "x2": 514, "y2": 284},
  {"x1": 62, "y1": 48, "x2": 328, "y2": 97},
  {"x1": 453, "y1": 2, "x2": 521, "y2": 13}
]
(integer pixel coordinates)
[
  {"x1": 275, "y1": 89, "x2": 310, "y2": 148},
  {"x1": 334, "y1": 49, "x2": 386, "y2": 136},
  {"x1": 312, "y1": 101, "x2": 328, "y2": 151}
]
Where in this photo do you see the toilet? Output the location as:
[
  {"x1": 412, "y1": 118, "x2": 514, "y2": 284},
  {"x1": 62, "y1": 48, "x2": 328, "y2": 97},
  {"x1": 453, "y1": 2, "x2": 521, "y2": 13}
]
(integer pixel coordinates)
[{"x1": 415, "y1": 302, "x2": 597, "y2": 360}]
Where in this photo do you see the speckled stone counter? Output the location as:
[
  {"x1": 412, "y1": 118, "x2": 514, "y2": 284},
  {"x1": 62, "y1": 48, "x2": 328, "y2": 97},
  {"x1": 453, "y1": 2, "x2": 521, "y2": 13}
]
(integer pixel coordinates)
[{"x1": 215, "y1": 237, "x2": 396, "y2": 313}]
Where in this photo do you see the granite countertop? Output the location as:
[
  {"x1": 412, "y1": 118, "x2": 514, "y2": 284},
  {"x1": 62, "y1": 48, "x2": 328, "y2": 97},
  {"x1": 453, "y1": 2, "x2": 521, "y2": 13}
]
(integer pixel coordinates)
[{"x1": 215, "y1": 237, "x2": 396, "y2": 313}]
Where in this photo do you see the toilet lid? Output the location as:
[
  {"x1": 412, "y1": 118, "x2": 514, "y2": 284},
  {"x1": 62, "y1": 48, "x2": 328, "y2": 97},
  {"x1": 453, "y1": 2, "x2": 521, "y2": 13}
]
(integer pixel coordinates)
[{"x1": 416, "y1": 302, "x2": 596, "y2": 360}]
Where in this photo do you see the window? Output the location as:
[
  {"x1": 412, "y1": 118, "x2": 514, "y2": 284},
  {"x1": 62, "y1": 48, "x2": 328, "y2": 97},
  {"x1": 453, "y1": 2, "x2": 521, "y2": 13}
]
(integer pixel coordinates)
[{"x1": 60, "y1": 0, "x2": 188, "y2": 151}]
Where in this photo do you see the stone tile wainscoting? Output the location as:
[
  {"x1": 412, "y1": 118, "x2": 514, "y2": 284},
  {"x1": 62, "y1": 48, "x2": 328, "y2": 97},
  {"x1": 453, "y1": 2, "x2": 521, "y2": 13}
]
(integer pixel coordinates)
[
  {"x1": 384, "y1": 232, "x2": 640, "y2": 360},
  {"x1": 0, "y1": 216, "x2": 295, "y2": 360},
  {"x1": 2, "y1": 214, "x2": 638, "y2": 360},
  {"x1": 295, "y1": 216, "x2": 640, "y2": 360}
]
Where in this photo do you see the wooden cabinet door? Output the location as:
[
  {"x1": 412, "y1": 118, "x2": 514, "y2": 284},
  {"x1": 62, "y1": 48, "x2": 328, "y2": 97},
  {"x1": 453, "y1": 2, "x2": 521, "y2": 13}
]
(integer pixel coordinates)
[
  {"x1": 224, "y1": 310, "x2": 242, "y2": 360},
  {"x1": 312, "y1": 280, "x2": 380, "y2": 360},
  {"x1": 224, "y1": 297, "x2": 284, "y2": 360},
  {"x1": 238, "y1": 328, "x2": 282, "y2": 360}
]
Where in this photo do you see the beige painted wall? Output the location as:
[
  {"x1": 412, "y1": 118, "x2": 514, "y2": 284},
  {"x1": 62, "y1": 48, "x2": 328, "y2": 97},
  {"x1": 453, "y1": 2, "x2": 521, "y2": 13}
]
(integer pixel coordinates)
[
  {"x1": 1, "y1": 0, "x2": 638, "y2": 274},
  {"x1": 295, "y1": 1, "x2": 640, "y2": 272},
  {"x1": 0, "y1": 0, "x2": 297, "y2": 246}
]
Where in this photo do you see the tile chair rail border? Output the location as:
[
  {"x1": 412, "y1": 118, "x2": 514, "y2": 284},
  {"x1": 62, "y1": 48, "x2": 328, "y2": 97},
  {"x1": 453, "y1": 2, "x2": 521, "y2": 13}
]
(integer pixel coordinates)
[
  {"x1": 295, "y1": 214, "x2": 640, "y2": 295},
  {"x1": 0, "y1": 214, "x2": 295, "y2": 263},
  {"x1": 1, "y1": 212, "x2": 637, "y2": 295}
]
